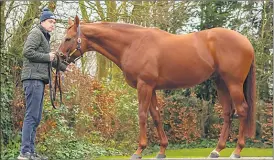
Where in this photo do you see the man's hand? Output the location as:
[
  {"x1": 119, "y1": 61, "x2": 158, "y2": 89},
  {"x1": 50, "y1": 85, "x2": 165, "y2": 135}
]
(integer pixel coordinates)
[
  {"x1": 65, "y1": 67, "x2": 72, "y2": 72},
  {"x1": 65, "y1": 64, "x2": 73, "y2": 72},
  {"x1": 49, "y1": 52, "x2": 56, "y2": 61}
]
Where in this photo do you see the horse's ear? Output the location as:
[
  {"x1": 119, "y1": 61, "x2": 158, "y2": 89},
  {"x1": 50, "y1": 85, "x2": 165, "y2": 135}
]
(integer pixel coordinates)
[
  {"x1": 68, "y1": 17, "x2": 74, "y2": 26},
  {"x1": 75, "y1": 15, "x2": 80, "y2": 27}
]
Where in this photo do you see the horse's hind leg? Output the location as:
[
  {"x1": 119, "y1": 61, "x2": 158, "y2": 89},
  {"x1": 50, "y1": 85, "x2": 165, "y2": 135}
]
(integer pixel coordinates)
[
  {"x1": 209, "y1": 77, "x2": 233, "y2": 158},
  {"x1": 227, "y1": 82, "x2": 248, "y2": 158},
  {"x1": 149, "y1": 91, "x2": 168, "y2": 158}
]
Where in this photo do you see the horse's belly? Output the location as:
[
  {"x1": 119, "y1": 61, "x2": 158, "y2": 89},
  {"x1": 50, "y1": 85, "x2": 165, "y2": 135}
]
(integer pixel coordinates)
[
  {"x1": 155, "y1": 49, "x2": 215, "y2": 90},
  {"x1": 155, "y1": 67, "x2": 214, "y2": 90}
]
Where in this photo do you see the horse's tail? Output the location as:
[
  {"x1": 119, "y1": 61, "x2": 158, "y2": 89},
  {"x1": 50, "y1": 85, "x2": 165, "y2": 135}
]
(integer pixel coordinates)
[{"x1": 243, "y1": 58, "x2": 256, "y2": 138}]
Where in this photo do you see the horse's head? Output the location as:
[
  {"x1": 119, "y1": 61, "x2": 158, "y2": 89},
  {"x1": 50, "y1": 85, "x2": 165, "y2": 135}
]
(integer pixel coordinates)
[{"x1": 57, "y1": 15, "x2": 86, "y2": 64}]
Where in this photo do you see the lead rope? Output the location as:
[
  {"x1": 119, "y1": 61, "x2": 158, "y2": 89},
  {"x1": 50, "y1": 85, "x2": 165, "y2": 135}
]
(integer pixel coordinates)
[{"x1": 49, "y1": 54, "x2": 63, "y2": 109}]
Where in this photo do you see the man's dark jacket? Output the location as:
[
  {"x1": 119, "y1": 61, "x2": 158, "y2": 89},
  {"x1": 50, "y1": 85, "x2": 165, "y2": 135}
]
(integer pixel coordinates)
[{"x1": 21, "y1": 24, "x2": 67, "y2": 84}]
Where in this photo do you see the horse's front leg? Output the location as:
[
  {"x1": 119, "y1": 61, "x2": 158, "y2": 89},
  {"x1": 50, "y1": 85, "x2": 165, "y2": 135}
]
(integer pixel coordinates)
[
  {"x1": 131, "y1": 81, "x2": 153, "y2": 159},
  {"x1": 149, "y1": 91, "x2": 168, "y2": 158}
]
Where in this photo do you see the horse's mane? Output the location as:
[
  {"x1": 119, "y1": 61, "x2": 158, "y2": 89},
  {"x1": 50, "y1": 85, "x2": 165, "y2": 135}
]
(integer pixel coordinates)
[
  {"x1": 68, "y1": 19, "x2": 159, "y2": 31},
  {"x1": 83, "y1": 21, "x2": 146, "y2": 29}
]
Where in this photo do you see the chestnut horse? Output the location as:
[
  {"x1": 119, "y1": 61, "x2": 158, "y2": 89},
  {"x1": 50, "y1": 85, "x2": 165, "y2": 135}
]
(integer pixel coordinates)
[{"x1": 57, "y1": 16, "x2": 256, "y2": 159}]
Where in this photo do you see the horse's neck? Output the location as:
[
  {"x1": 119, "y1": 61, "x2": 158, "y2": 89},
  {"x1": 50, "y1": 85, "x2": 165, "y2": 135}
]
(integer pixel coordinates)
[{"x1": 82, "y1": 23, "x2": 139, "y2": 67}]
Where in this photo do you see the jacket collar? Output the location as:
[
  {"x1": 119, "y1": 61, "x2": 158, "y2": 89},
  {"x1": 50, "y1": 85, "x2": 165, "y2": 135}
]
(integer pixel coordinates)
[
  {"x1": 38, "y1": 24, "x2": 51, "y2": 42},
  {"x1": 38, "y1": 24, "x2": 48, "y2": 34}
]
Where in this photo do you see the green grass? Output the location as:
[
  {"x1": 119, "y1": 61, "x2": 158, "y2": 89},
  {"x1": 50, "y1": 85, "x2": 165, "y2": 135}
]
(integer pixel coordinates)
[{"x1": 98, "y1": 148, "x2": 273, "y2": 159}]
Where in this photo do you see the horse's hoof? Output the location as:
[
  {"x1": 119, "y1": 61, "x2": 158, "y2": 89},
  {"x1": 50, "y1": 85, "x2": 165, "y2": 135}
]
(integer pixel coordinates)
[
  {"x1": 156, "y1": 154, "x2": 166, "y2": 159},
  {"x1": 229, "y1": 153, "x2": 241, "y2": 159},
  {"x1": 131, "y1": 154, "x2": 142, "y2": 159},
  {"x1": 208, "y1": 150, "x2": 220, "y2": 158}
]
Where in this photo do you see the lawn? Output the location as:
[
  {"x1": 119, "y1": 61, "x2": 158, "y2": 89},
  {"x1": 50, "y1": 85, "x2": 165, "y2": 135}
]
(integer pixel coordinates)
[{"x1": 98, "y1": 148, "x2": 272, "y2": 159}]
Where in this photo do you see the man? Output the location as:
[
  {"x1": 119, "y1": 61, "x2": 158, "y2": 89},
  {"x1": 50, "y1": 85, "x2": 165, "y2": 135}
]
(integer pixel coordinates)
[{"x1": 18, "y1": 8, "x2": 69, "y2": 160}]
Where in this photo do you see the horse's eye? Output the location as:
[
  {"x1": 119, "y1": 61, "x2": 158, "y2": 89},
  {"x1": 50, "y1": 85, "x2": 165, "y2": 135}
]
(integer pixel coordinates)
[{"x1": 65, "y1": 38, "x2": 71, "y2": 42}]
